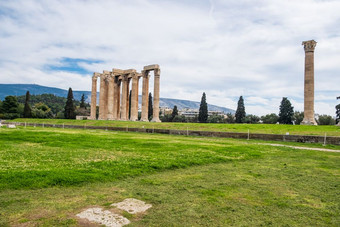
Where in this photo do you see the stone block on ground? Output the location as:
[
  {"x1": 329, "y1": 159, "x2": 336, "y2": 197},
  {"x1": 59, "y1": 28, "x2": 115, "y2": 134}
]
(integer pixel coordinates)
[{"x1": 111, "y1": 198, "x2": 152, "y2": 214}]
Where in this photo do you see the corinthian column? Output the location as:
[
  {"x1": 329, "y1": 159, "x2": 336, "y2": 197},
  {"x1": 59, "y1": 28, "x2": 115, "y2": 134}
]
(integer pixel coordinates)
[
  {"x1": 140, "y1": 71, "x2": 149, "y2": 121},
  {"x1": 98, "y1": 75, "x2": 105, "y2": 120},
  {"x1": 113, "y1": 77, "x2": 119, "y2": 120},
  {"x1": 120, "y1": 75, "x2": 128, "y2": 121},
  {"x1": 301, "y1": 40, "x2": 317, "y2": 125},
  {"x1": 107, "y1": 75, "x2": 115, "y2": 120},
  {"x1": 130, "y1": 74, "x2": 139, "y2": 121},
  {"x1": 151, "y1": 68, "x2": 161, "y2": 122},
  {"x1": 90, "y1": 74, "x2": 98, "y2": 120}
]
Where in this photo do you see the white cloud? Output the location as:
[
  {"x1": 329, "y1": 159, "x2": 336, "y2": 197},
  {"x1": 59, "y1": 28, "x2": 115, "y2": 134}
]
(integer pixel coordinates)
[{"x1": 0, "y1": 0, "x2": 339, "y2": 116}]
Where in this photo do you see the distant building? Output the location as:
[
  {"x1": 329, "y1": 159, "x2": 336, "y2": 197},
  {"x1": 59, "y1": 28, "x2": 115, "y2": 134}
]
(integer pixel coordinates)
[{"x1": 179, "y1": 108, "x2": 226, "y2": 118}]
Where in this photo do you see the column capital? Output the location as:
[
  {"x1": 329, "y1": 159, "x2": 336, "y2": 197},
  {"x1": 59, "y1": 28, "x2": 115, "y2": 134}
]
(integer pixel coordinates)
[{"x1": 302, "y1": 40, "x2": 317, "y2": 52}]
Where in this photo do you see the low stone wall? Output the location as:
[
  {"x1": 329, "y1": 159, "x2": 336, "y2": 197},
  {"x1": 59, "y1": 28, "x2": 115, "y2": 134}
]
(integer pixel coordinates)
[{"x1": 5, "y1": 122, "x2": 340, "y2": 145}]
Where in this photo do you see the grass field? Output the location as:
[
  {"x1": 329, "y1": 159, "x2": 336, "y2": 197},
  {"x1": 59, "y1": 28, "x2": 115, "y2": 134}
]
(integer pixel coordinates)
[
  {"x1": 0, "y1": 126, "x2": 339, "y2": 226},
  {"x1": 8, "y1": 118, "x2": 340, "y2": 136}
]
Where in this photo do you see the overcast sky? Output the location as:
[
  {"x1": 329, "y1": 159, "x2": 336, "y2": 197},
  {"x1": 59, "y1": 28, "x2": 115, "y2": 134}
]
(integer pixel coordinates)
[{"x1": 0, "y1": 0, "x2": 339, "y2": 116}]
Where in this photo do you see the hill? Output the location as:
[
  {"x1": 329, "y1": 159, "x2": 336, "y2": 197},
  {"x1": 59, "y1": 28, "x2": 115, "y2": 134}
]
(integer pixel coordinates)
[{"x1": 0, "y1": 84, "x2": 234, "y2": 113}]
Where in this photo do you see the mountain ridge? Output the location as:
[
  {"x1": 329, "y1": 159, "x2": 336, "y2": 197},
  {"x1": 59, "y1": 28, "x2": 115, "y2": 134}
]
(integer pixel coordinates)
[{"x1": 0, "y1": 84, "x2": 235, "y2": 113}]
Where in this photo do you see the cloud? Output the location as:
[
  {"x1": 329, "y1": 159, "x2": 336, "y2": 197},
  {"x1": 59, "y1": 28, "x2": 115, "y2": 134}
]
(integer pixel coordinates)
[{"x1": 0, "y1": 0, "x2": 339, "y2": 116}]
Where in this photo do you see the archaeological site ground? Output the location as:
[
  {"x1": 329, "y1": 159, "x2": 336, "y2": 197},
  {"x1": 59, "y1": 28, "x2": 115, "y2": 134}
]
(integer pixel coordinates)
[{"x1": 0, "y1": 122, "x2": 339, "y2": 226}]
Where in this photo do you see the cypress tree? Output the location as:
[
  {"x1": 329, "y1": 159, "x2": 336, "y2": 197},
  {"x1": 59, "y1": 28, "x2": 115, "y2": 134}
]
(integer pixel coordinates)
[
  {"x1": 335, "y1": 104, "x2": 340, "y2": 124},
  {"x1": 23, "y1": 91, "x2": 32, "y2": 118},
  {"x1": 235, "y1": 96, "x2": 246, "y2": 123},
  {"x1": 80, "y1": 94, "x2": 86, "y2": 109},
  {"x1": 278, "y1": 97, "x2": 294, "y2": 124},
  {"x1": 171, "y1": 105, "x2": 178, "y2": 121},
  {"x1": 198, "y1": 92, "x2": 208, "y2": 123},
  {"x1": 64, "y1": 88, "x2": 76, "y2": 119},
  {"x1": 148, "y1": 92, "x2": 153, "y2": 119}
]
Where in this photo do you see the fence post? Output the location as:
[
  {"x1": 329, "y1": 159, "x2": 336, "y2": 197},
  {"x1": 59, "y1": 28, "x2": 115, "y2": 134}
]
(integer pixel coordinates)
[
  {"x1": 25, "y1": 122, "x2": 26, "y2": 128},
  {"x1": 187, "y1": 127, "x2": 189, "y2": 136},
  {"x1": 323, "y1": 133, "x2": 327, "y2": 146},
  {"x1": 63, "y1": 123, "x2": 64, "y2": 129},
  {"x1": 247, "y1": 129, "x2": 250, "y2": 140}
]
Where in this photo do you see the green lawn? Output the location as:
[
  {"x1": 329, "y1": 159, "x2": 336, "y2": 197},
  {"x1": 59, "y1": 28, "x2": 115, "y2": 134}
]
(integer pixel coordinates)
[
  {"x1": 0, "y1": 127, "x2": 339, "y2": 226},
  {"x1": 8, "y1": 118, "x2": 340, "y2": 136}
]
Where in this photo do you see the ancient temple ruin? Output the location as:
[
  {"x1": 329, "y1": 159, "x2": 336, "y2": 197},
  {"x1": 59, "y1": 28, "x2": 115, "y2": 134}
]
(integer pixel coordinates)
[{"x1": 90, "y1": 64, "x2": 160, "y2": 122}]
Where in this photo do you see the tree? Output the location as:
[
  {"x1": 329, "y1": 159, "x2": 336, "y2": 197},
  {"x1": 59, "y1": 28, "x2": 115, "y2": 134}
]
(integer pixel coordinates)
[
  {"x1": 235, "y1": 96, "x2": 245, "y2": 123},
  {"x1": 243, "y1": 114, "x2": 260, "y2": 124},
  {"x1": 23, "y1": 91, "x2": 32, "y2": 118},
  {"x1": 278, "y1": 97, "x2": 294, "y2": 124},
  {"x1": 336, "y1": 104, "x2": 340, "y2": 124},
  {"x1": 2, "y1": 96, "x2": 19, "y2": 113},
  {"x1": 171, "y1": 105, "x2": 178, "y2": 121},
  {"x1": 148, "y1": 92, "x2": 153, "y2": 120},
  {"x1": 80, "y1": 94, "x2": 86, "y2": 109},
  {"x1": 198, "y1": 92, "x2": 208, "y2": 123},
  {"x1": 226, "y1": 113, "x2": 235, "y2": 123},
  {"x1": 64, "y1": 88, "x2": 76, "y2": 119},
  {"x1": 293, "y1": 111, "x2": 304, "y2": 125},
  {"x1": 317, "y1": 115, "x2": 335, "y2": 125},
  {"x1": 261, "y1": 113, "x2": 279, "y2": 124},
  {"x1": 1, "y1": 96, "x2": 20, "y2": 119}
]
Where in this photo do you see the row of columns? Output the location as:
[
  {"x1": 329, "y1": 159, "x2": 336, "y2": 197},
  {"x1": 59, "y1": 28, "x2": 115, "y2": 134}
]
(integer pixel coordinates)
[{"x1": 90, "y1": 64, "x2": 161, "y2": 122}]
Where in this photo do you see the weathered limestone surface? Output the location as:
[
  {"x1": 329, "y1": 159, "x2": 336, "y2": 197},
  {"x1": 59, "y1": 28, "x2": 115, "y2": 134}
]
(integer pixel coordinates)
[
  {"x1": 90, "y1": 73, "x2": 99, "y2": 120},
  {"x1": 151, "y1": 68, "x2": 161, "y2": 122},
  {"x1": 98, "y1": 75, "x2": 105, "y2": 120},
  {"x1": 141, "y1": 71, "x2": 150, "y2": 121},
  {"x1": 301, "y1": 40, "x2": 317, "y2": 125},
  {"x1": 91, "y1": 64, "x2": 160, "y2": 122}
]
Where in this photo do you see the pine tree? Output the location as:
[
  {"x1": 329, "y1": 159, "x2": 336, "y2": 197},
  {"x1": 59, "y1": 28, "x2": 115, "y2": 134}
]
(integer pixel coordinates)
[
  {"x1": 278, "y1": 97, "x2": 294, "y2": 124},
  {"x1": 23, "y1": 91, "x2": 32, "y2": 118},
  {"x1": 198, "y1": 92, "x2": 208, "y2": 123},
  {"x1": 148, "y1": 92, "x2": 153, "y2": 120},
  {"x1": 171, "y1": 105, "x2": 178, "y2": 121},
  {"x1": 64, "y1": 88, "x2": 76, "y2": 119},
  {"x1": 235, "y1": 96, "x2": 246, "y2": 123},
  {"x1": 80, "y1": 94, "x2": 86, "y2": 109}
]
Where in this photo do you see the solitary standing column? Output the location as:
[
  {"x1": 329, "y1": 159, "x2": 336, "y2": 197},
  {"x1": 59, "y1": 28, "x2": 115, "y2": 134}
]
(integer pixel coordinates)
[
  {"x1": 120, "y1": 75, "x2": 128, "y2": 121},
  {"x1": 130, "y1": 74, "x2": 139, "y2": 121},
  {"x1": 98, "y1": 74, "x2": 105, "y2": 120},
  {"x1": 140, "y1": 71, "x2": 149, "y2": 121},
  {"x1": 151, "y1": 68, "x2": 161, "y2": 122},
  {"x1": 107, "y1": 75, "x2": 115, "y2": 120},
  {"x1": 90, "y1": 74, "x2": 98, "y2": 120},
  {"x1": 301, "y1": 40, "x2": 317, "y2": 125}
]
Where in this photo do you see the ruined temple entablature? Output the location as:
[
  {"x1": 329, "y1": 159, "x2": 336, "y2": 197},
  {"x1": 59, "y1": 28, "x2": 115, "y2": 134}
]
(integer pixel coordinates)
[{"x1": 90, "y1": 65, "x2": 161, "y2": 122}]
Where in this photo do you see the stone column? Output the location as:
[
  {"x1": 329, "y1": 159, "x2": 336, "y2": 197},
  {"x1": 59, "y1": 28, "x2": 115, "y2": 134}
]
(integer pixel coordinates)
[
  {"x1": 113, "y1": 77, "x2": 119, "y2": 120},
  {"x1": 98, "y1": 75, "x2": 105, "y2": 120},
  {"x1": 141, "y1": 71, "x2": 149, "y2": 121},
  {"x1": 120, "y1": 75, "x2": 128, "y2": 121},
  {"x1": 107, "y1": 75, "x2": 115, "y2": 120},
  {"x1": 116, "y1": 79, "x2": 121, "y2": 119},
  {"x1": 90, "y1": 74, "x2": 98, "y2": 120},
  {"x1": 126, "y1": 78, "x2": 131, "y2": 120},
  {"x1": 151, "y1": 68, "x2": 161, "y2": 122},
  {"x1": 301, "y1": 40, "x2": 317, "y2": 125},
  {"x1": 103, "y1": 76, "x2": 109, "y2": 120},
  {"x1": 130, "y1": 74, "x2": 139, "y2": 121}
]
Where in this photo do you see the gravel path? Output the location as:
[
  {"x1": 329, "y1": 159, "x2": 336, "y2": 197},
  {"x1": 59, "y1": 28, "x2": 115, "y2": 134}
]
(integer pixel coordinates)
[{"x1": 258, "y1": 143, "x2": 340, "y2": 153}]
